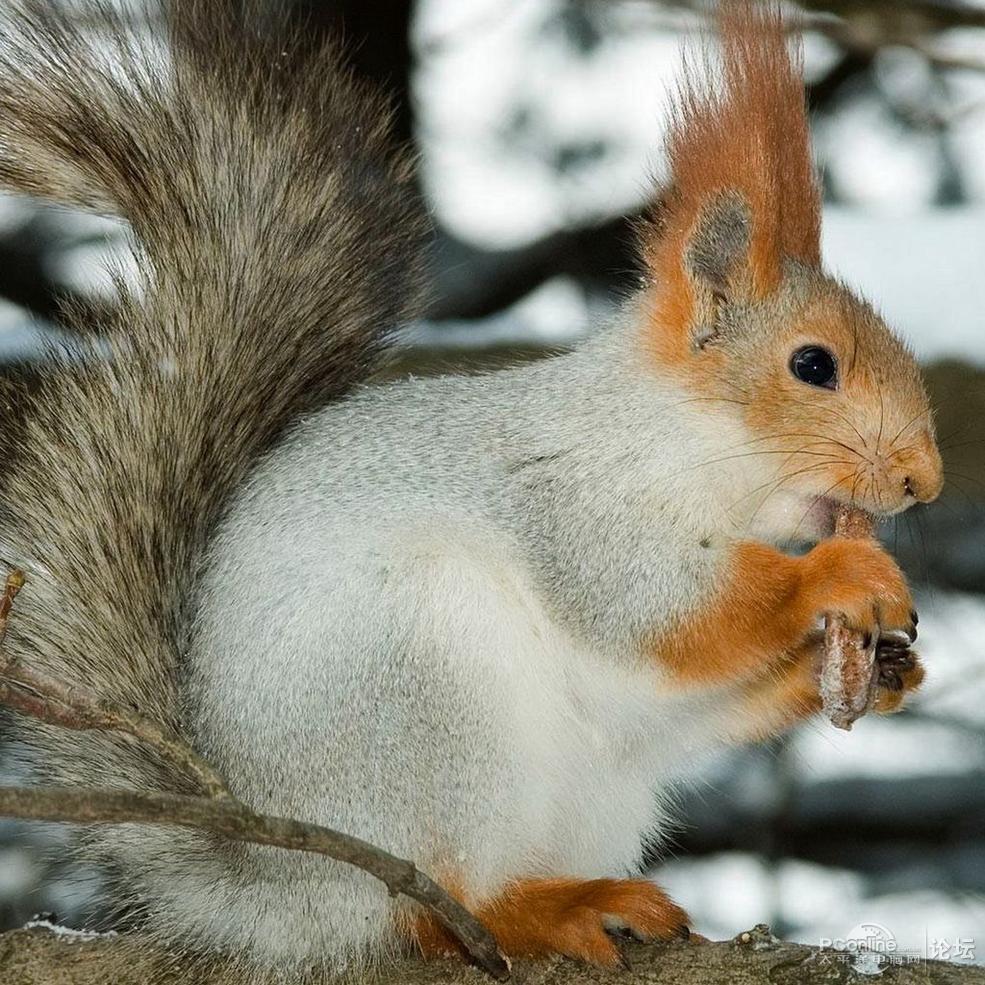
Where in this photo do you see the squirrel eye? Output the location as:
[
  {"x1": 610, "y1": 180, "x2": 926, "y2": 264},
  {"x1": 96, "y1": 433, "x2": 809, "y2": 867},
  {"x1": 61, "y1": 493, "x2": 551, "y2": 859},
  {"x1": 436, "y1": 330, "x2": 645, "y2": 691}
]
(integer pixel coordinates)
[{"x1": 790, "y1": 346, "x2": 838, "y2": 389}]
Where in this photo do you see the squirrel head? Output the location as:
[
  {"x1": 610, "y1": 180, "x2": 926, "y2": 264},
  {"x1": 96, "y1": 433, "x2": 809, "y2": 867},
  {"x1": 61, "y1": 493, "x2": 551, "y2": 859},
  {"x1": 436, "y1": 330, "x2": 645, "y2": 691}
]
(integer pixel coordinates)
[{"x1": 638, "y1": 0, "x2": 942, "y2": 539}]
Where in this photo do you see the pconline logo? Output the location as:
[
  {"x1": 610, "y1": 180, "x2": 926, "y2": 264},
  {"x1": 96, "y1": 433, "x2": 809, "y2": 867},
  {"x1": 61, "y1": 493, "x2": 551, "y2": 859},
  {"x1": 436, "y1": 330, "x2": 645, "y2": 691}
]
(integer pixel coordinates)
[
  {"x1": 819, "y1": 923, "x2": 922, "y2": 968},
  {"x1": 827, "y1": 923, "x2": 898, "y2": 954}
]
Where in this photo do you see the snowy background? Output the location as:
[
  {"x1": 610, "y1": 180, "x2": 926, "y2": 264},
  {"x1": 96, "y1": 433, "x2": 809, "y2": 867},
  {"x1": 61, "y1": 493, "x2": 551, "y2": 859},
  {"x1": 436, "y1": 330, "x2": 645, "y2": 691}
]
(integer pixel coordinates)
[{"x1": 0, "y1": 0, "x2": 983, "y2": 969}]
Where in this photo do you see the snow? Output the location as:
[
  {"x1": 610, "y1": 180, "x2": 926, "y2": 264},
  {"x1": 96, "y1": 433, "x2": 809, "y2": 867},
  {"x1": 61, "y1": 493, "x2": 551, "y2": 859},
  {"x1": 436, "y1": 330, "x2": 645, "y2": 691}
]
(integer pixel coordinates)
[
  {"x1": 816, "y1": 91, "x2": 941, "y2": 209},
  {"x1": 659, "y1": 853, "x2": 985, "y2": 965},
  {"x1": 414, "y1": 0, "x2": 679, "y2": 248},
  {"x1": 412, "y1": 204, "x2": 985, "y2": 367},
  {"x1": 407, "y1": 276, "x2": 594, "y2": 349},
  {"x1": 0, "y1": 301, "x2": 51, "y2": 362},
  {"x1": 415, "y1": 0, "x2": 985, "y2": 231},
  {"x1": 22, "y1": 918, "x2": 115, "y2": 942},
  {"x1": 791, "y1": 713, "x2": 985, "y2": 782},
  {"x1": 851, "y1": 952, "x2": 887, "y2": 976},
  {"x1": 0, "y1": 848, "x2": 38, "y2": 896},
  {"x1": 823, "y1": 209, "x2": 985, "y2": 367}
]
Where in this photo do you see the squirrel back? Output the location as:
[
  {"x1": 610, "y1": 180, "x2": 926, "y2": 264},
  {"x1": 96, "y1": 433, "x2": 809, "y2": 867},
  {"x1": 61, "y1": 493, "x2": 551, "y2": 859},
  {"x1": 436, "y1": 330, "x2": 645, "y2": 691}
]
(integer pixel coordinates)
[{"x1": 0, "y1": 0, "x2": 422, "y2": 788}]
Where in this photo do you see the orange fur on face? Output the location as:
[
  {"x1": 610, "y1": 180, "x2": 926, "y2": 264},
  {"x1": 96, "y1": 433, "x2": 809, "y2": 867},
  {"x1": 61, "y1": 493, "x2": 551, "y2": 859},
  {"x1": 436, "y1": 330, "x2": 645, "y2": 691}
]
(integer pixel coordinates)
[
  {"x1": 642, "y1": 0, "x2": 821, "y2": 362},
  {"x1": 634, "y1": 5, "x2": 942, "y2": 522},
  {"x1": 735, "y1": 285, "x2": 943, "y2": 518},
  {"x1": 405, "y1": 877, "x2": 689, "y2": 968},
  {"x1": 635, "y1": 266, "x2": 942, "y2": 530}
]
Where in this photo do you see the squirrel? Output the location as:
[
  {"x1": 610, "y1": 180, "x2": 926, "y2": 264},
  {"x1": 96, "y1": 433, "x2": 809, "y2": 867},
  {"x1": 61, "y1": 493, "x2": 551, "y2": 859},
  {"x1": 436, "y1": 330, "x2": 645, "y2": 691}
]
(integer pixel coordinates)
[{"x1": 0, "y1": 0, "x2": 943, "y2": 978}]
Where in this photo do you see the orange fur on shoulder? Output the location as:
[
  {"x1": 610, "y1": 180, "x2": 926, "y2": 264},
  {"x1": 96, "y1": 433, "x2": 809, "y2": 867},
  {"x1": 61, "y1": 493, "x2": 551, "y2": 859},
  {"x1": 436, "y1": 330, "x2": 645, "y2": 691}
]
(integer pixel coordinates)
[
  {"x1": 648, "y1": 536, "x2": 914, "y2": 689},
  {"x1": 643, "y1": 0, "x2": 821, "y2": 356},
  {"x1": 648, "y1": 540, "x2": 804, "y2": 685}
]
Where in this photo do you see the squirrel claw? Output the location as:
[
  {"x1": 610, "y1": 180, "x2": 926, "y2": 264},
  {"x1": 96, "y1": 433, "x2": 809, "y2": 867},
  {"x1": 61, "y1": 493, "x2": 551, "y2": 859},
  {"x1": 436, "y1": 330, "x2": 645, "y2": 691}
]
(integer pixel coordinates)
[{"x1": 873, "y1": 645, "x2": 925, "y2": 713}]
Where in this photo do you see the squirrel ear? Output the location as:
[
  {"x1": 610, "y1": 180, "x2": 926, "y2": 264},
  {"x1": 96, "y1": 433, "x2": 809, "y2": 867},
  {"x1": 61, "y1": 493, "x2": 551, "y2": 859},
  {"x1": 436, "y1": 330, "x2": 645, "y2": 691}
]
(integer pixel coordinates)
[
  {"x1": 642, "y1": 0, "x2": 821, "y2": 364},
  {"x1": 684, "y1": 190, "x2": 752, "y2": 302},
  {"x1": 672, "y1": 189, "x2": 753, "y2": 351}
]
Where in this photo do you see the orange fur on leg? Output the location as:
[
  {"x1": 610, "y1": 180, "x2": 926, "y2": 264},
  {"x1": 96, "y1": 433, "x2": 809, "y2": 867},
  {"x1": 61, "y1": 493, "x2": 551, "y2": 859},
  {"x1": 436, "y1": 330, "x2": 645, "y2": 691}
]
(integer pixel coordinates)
[
  {"x1": 649, "y1": 542, "x2": 802, "y2": 685},
  {"x1": 728, "y1": 633, "x2": 926, "y2": 742},
  {"x1": 406, "y1": 878, "x2": 689, "y2": 967},
  {"x1": 732, "y1": 637, "x2": 823, "y2": 742}
]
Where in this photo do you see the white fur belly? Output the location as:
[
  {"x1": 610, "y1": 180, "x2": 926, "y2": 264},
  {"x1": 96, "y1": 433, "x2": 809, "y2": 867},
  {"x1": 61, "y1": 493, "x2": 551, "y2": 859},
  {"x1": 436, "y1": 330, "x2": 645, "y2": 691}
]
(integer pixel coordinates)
[
  {"x1": 192, "y1": 511, "x2": 732, "y2": 909},
  {"x1": 481, "y1": 584, "x2": 729, "y2": 882}
]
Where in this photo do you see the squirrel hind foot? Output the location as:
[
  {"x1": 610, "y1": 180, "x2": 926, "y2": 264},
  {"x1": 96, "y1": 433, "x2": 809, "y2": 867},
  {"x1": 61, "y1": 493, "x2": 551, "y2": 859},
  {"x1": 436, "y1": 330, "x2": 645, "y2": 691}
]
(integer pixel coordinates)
[{"x1": 408, "y1": 876, "x2": 690, "y2": 968}]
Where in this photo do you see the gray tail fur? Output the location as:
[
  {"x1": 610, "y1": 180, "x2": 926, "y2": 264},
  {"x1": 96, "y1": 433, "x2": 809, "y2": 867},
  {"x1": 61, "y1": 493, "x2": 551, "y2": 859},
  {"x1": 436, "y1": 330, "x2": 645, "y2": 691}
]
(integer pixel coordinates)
[{"x1": 0, "y1": 0, "x2": 423, "y2": 794}]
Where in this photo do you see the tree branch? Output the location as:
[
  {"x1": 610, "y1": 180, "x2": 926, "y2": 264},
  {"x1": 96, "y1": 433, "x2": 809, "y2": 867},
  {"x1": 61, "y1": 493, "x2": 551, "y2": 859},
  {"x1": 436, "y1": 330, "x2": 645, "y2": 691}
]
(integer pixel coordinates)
[
  {"x1": 0, "y1": 567, "x2": 24, "y2": 646},
  {"x1": 796, "y1": 0, "x2": 985, "y2": 33},
  {"x1": 629, "y1": 1, "x2": 985, "y2": 74},
  {"x1": 427, "y1": 215, "x2": 642, "y2": 324},
  {"x1": 2, "y1": 922, "x2": 983, "y2": 985},
  {"x1": 0, "y1": 676, "x2": 232, "y2": 803}
]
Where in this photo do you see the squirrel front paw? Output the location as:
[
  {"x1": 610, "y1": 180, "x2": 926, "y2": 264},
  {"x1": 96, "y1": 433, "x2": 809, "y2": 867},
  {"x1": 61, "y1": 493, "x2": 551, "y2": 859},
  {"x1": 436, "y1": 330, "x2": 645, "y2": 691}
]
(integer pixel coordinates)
[
  {"x1": 872, "y1": 636, "x2": 925, "y2": 713},
  {"x1": 802, "y1": 538, "x2": 916, "y2": 643}
]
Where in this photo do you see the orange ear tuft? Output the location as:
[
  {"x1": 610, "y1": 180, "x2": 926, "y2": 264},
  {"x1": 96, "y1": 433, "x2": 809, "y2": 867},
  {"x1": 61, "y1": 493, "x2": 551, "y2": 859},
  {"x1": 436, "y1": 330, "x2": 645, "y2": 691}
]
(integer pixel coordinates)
[{"x1": 643, "y1": 0, "x2": 821, "y2": 355}]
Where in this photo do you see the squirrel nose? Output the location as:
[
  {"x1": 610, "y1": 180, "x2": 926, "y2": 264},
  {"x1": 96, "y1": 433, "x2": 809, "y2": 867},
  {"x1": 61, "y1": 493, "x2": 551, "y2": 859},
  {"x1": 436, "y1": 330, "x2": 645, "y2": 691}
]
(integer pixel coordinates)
[{"x1": 901, "y1": 432, "x2": 944, "y2": 504}]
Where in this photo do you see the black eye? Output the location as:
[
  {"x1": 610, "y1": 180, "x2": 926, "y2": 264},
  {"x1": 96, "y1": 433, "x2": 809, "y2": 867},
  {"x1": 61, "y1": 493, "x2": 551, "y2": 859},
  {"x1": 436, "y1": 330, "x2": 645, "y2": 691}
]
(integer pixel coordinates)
[{"x1": 790, "y1": 346, "x2": 837, "y2": 389}]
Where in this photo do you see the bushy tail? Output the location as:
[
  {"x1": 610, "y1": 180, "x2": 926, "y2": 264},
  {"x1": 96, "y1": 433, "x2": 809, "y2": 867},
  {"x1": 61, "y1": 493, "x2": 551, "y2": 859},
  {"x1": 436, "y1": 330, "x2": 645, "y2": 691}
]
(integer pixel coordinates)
[{"x1": 0, "y1": 0, "x2": 423, "y2": 793}]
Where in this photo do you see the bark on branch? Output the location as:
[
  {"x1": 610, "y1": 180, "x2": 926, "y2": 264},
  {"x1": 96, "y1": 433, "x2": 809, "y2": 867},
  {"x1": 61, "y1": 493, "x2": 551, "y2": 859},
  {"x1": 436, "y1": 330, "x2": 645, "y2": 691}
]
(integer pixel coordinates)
[
  {"x1": 2, "y1": 923, "x2": 983, "y2": 985},
  {"x1": 0, "y1": 662, "x2": 232, "y2": 801}
]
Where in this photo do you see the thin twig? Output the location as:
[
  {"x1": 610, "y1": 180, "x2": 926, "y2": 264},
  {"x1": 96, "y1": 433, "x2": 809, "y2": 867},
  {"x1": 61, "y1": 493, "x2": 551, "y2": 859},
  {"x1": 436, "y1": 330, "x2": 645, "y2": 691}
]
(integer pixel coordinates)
[
  {"x1": 621, "y1": 0, "x2": 985, "y2": 74},
  {"x1": 0, "y1": 570, "x2": 230, "y2": 801},
  {"x1": 0, "y1": 785, "x2": 510, "y2": 980},
  {"x1": 0, "y1": 672, "x2": 233, "y2": 802}
]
